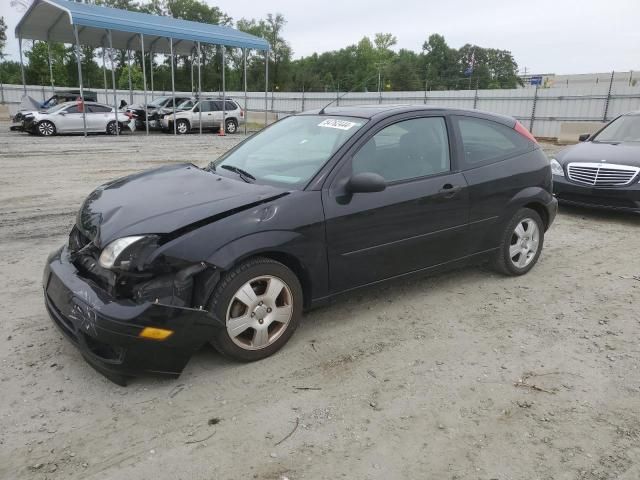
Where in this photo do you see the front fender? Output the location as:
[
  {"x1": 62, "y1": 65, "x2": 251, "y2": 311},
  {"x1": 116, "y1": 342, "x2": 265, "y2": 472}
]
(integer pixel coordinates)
[
  {"x1": 207, "y1": 230, "x2": 304, "y2": 269},
  {"x1": 206, "y1": 230, "x2": 329, "y2": 303}
]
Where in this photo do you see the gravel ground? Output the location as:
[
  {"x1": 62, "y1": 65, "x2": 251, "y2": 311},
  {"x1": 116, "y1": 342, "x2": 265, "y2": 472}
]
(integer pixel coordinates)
[{"x1": 0, "y1": 128, "x2": 639, "y2": 480}]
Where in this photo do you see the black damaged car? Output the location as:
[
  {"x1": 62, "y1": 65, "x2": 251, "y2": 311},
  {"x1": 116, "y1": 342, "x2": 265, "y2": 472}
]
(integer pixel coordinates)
[
  {"x1": 43, "y1": 105, "x2": 557, "y2": 384},
  {"x1": 552, "y1": 111, "x2": 640, "y2": 213}
]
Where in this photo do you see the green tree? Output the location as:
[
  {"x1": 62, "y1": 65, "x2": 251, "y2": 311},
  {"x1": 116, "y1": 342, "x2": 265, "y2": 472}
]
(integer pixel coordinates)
[
  {"x1": 0, "y1": 16, "x2": 7, "y2": 59},
  {"x1": 422, "y1": 34, "x2": 458, "y2": 90},
  {"x1": 118, "y1": 63, "x2": 144, "y2": 89}
]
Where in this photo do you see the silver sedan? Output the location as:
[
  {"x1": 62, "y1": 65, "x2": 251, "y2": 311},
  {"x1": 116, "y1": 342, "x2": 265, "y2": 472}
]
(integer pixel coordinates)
[{"x1": 23, "y1": 102, "x2": 132, "y2": 136}]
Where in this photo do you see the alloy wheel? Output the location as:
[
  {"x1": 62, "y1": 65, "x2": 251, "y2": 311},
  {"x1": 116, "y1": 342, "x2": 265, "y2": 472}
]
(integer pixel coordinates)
[
  {"x1": 226, "y1": 120, "x2": 237, "y2": 133},
  {"x1": 38, "y1": 122, "x2": 54, "y2": 136},
  {"x1": 509, "y1": 218, "x2": 540, "y2": 269},
  {"x1": 107, "y1": 122, "x2": 120, "y2": 135},
  {"x1": 177, "y1": 121, "x2": 188, "y2": 134},
  {"x1": 225, "y1": 275, "x2": 293, "y2": 350}
]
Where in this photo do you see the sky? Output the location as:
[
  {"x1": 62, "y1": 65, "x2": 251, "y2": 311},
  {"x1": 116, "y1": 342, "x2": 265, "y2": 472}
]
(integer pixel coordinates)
[{"x1": 3, "y1": 0, "x2": 639, "y2": 74}]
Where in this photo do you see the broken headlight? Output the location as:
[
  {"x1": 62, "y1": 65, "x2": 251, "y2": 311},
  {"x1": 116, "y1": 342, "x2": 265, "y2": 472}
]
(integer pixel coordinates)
[{"x1": 98, "y1": 235, "x2": 159, "y2": 270}]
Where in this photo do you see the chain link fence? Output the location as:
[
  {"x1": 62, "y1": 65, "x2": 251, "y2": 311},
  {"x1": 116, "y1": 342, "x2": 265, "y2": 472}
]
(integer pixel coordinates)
[{"x1": 2, "y1": 79, "x2": 639, "y2": 138}]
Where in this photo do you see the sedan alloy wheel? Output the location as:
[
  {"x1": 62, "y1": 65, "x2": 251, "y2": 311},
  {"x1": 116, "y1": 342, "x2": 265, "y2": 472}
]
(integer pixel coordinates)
[
  {"x1": 226, "y1": 275, "x2": 293, "y2": 350},
  {"x1": 37, "y1": 121, "x2": 56, "y2": 136}
]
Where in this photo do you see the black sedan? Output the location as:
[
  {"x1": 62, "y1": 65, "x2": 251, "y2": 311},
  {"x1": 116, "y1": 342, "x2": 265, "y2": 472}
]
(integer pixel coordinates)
[
  {"x1": 43, "y1": 105, "x2": 557, "y2": 384},
  {"x1": 552, "y1": 111, "x2": 640, "y2": 212}
]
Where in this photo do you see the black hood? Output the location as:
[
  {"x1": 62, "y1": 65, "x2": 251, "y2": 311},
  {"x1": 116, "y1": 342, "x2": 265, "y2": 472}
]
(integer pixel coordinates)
[
  {"x1": 556, "y1": 142, "x2": 640, "y2": 168},
  {"x1": 77, "y1": 164, "x2": 288, "y2": 248}
]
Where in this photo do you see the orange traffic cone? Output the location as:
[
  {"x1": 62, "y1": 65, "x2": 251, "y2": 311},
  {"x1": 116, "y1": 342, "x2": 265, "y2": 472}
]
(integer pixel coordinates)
[{"x1": 218, "y1": 120, "x2": 226, "y2": 136}]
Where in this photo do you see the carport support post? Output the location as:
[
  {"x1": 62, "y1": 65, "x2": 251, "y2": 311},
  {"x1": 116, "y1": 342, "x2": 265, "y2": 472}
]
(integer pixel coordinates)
[
  {"x1": 140, "y1": 34, "x2": 149, "y2": 136},
  {"x1": 197, "y1": 41, "x2": 202, "y2": 135},
  {"x1": 107, "y1": 30, "x2": 119, "y2": 137},
  {"x1": 18, "y1": 36, "x2": 27, "y2": 96},
  {"x1": 47, "y1": 40, "x2": 55, "y2": 95},
  {"x1": 127, "y1": 48, "x2": 133, "y2": 104},
  {"x1": 222, "y1": 46, "x2": 226, "y2": 135},
  {"x1": 264, "y1": 49, "x2": 269, "y2": 128},
  {"x1": 243, "y1": 47, "x2": 247, "y2": 135},
  {"x1": 73, "y1": 25, "x2": 88, "y2": 138},
  {"x1": 149, "y1": 46, "x2": 154, "y2": 99},
  {"x1": 101, "y1": 47, "x2": 108, "y2": 102},
  {"x1": 169, "y1": 38, "x2": 177, "y2": 135},
  {"x1": 190, "y1": 48, "x2": 195, "y2": 96}
]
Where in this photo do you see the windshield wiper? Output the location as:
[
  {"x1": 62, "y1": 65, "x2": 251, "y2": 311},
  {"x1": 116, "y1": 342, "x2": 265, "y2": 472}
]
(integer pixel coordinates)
[{"x1": 220, "y1": 164, "x2": 256, "y2": 183}]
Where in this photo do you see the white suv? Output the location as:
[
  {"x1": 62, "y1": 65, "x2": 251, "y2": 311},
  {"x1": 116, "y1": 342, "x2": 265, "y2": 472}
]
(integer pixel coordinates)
[{"x1": 160, "y1": 98, "x2": 244, "y2": 134}]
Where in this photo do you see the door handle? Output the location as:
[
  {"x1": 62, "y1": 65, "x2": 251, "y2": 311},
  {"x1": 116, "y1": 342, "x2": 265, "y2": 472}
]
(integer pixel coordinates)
[{"x1": 436, "y1": 184, "x2": 462, "y2": 198}]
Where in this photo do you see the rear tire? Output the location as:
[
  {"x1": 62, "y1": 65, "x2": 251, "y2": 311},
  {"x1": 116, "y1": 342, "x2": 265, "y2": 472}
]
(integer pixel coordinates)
[
  {"x1": 37, "y1": 120, "x2": 56, "y2": 136},
  {"x1": 492, "y1": 208, "x2": 544, "y2": 276},
  {"x1": 208, "y1": 257, "x2": 303, "y2": 362},
  {"x1": 176, "y1": 119, "x2": 190, "y2": 134},
  {"x1": 225, "y1": 119, "x2": 238, "y2": 134},
  {"x1": 106, "y1": 121, "x2": 122, "y2": 135}
]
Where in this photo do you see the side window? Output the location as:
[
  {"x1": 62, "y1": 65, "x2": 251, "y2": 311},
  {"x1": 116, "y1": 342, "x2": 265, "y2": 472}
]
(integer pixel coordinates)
[
  {"x1": 224, "y1": 101, "x2": 237, "y2": 111},
  {"x1": 455, "y1": 116, "x2": 532, "y2": 167},
  {"x1": 352, "y1": 117, "x2": 450, "y2": 183},
  {"x1": 88, "y1": 105, "x2": 110, "y2": 113},
  {"x1": 200, "y1": 101, "x2": 214, "y2": 113},
  {"x1": 65, "y1": 105, "x2": 80, "y2": 114}
]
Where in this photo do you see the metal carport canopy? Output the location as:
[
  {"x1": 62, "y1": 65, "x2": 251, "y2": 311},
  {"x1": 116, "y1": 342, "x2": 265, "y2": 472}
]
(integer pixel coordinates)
[{"x1": 15, "y1": 0, "x2": 270, "y2": 53}]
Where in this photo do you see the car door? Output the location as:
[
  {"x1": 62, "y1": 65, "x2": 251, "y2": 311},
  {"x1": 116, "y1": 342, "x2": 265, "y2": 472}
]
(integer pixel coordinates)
[
  {"x1": 210, "y1": 101, "x2": 225, "y2": 128},
  {"x1": 86, "y1": 104, "x2": 111, "y2": 131},
  {"x1": 56, "y1": 104, "x2": 84, "y2": 132},
  {"x1": 323, "y1": 114, "x2": 469, "y2": 293},
  {"x1": 196, "y1": 101, "x2": 215, "y2": 128}
]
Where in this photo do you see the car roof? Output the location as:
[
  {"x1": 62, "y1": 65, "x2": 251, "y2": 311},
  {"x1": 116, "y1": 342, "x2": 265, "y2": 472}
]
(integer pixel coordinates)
[{"x1": 299, "y1": 104, "x2": 516, "y2": 125}]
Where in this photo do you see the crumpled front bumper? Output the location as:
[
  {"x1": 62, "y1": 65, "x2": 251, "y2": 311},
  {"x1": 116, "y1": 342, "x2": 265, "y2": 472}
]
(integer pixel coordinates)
[{"x1": 43, "y1": 246, "x2": 222, "y2": 385}]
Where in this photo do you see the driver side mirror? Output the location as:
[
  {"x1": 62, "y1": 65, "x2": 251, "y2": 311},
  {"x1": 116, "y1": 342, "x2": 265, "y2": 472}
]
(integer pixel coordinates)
[
  {"x1": 58, "y1": 111, "x2": 66, "y2": 116},
  {"x1": 346, "y1": 172, "x2": 386, "y2": 193},
  {"x1": 578, "y1": 133, "x2": 590, "y2": 142}
]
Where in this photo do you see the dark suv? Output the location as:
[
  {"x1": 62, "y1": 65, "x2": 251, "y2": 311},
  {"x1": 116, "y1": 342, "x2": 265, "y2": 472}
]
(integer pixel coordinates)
[{"x1": 43, "y1": 105, "x2": 557, "y2": 384}]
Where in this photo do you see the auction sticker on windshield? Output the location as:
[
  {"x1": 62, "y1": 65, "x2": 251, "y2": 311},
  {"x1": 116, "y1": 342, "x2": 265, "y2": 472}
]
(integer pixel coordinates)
[{"x1": 318, "y1": 118, "x2": 361, "y2": 130}]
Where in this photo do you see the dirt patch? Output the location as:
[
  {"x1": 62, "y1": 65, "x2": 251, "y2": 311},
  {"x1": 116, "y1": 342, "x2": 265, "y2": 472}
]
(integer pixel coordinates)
[{"x1": 0, "y1": 130, "x2": 638, "y2": 480}]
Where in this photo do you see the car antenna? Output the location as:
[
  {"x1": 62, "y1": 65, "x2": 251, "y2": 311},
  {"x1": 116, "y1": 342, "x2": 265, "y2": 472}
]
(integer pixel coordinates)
[{"x1": 318, "y1": 72, "x2": 380, "y2": 115}]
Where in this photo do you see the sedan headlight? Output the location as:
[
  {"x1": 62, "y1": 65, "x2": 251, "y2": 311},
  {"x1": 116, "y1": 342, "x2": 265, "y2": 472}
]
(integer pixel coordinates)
[
  {"x1": 99, "y1": 235, "x2": 153, "y2": 269},
  {"x1": 550, "y1": 158, "x2": 564, "y2": 177}
]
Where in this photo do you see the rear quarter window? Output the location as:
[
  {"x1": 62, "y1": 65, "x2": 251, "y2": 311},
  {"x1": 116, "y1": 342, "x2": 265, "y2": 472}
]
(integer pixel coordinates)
[{"x1": 455, "y1": 116, "x2": 533, "y2": 168}]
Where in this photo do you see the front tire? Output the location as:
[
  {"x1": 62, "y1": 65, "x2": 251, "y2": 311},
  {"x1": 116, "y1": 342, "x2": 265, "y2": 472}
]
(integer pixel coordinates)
[
  {"x1": 208, "y1": 257, "x2": 303, "y2": 362},
  {"x1": 37, "y1": 120, "x2": 56, "y2": 136},
  {"x1": 176, "y1": 119, "x2": 190, "y2": 134},
  {"x1": 492, "y1": 208, "x2": 544, "y2": 276}
]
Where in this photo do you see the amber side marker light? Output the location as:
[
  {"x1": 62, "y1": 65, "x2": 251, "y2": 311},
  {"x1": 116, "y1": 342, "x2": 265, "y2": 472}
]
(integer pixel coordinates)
[{"x1": 139, "y1": 327, "x2": 174, "y2": 341}]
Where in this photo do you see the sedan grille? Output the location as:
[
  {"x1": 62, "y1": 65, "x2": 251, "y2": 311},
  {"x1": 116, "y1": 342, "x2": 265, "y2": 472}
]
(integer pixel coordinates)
[{"x1": 567, "y1": 162, "x2": 640, "y2": 187}]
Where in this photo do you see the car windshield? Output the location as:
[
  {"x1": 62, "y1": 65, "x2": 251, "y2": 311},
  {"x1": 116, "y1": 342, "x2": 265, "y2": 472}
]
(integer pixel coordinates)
[
  {"x1": 148, "y1": 96, "x2": 170, "y2": 107},
  {"x1": 177, "y1": 100, "x2": 195, "y2": 110},
  {"x1": 593, "y1": 115, "x2": 640, "y2": 143},
  {"x1": 212, "y1": 115, "x2": 367, "y2": 188},
  {"x1": 46, "y1": 103, "x2": 68, "y2": 113}
]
